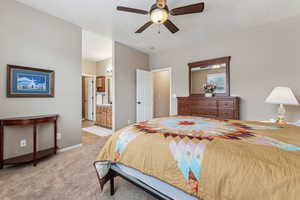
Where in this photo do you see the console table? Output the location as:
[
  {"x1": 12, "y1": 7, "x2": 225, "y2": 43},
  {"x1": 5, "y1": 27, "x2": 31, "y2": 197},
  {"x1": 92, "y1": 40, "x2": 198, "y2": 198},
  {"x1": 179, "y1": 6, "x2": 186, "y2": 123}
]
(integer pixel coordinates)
[{"x1": 0, "y1": 114, "x2": 59, "y2": 169}]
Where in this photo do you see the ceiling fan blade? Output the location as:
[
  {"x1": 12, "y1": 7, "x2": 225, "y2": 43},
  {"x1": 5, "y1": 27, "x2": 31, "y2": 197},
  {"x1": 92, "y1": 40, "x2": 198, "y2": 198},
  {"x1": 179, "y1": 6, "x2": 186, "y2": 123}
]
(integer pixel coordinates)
[
  {"x1": 117, "y1": 6, "x2": 148, "y2": 15},
  {"x1": 170, "y1": 3, "x2": 204, "y2": 16},
  {"x1": 135, "y1": 21, "x2": 153, "y2": 33},
  {"x1": 163, "y1": 20, "x2": 179, "y2": 34}
]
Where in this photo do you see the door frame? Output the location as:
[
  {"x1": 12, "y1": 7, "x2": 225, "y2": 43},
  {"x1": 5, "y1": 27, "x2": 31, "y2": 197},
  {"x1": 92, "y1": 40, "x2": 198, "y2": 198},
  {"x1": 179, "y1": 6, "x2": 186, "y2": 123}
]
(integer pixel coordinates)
[
  {"x1": 151, "y1": 67, "x2": 172, "y2": 116},
  {"x1": 82, "y1": 74, "x2": 96, "y2": 121}
]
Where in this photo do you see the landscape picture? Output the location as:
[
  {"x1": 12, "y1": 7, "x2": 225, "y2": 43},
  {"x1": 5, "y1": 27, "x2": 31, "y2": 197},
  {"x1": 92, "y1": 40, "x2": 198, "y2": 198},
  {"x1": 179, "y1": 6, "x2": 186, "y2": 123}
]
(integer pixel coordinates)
[{"x1": 7, "y1": 65, "x2": 54, "y2": 97}]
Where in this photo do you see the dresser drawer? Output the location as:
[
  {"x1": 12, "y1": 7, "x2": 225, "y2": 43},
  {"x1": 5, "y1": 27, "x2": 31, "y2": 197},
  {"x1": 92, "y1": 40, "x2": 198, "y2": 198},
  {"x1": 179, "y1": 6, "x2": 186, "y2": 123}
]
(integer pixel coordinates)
[
  {"x1": 218, "y1": 109, "x2": 234, "y2": 119},
  {"x1": 192, "y1": 100, "x2": 217, "y2": 108},
  {"x1": 219, "y1": 101, "x2": 234, "y2": 109},
  {"x1": 192, "y1": 108, "x2": 217, "y2": 116},
  {"x1": 178, "y1": 108, "x2": 191, "y2": 115}
]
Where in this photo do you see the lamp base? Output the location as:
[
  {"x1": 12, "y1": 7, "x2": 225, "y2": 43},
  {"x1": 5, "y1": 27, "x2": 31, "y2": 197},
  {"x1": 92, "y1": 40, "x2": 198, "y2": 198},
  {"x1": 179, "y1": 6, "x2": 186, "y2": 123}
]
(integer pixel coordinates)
[
  {"x1": 276, "y1": 104, "x2": 287, "y2": 124},
  {"x1": 276, "y1": 117, "x2": 286, "y2": 124}
]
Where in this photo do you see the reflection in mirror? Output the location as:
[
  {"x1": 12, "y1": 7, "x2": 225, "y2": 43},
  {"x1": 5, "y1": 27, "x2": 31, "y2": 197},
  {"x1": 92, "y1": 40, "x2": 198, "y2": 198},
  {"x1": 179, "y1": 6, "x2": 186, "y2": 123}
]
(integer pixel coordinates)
[{"x1": 191, "y1": 63, "x2": 227, "y2": 94}]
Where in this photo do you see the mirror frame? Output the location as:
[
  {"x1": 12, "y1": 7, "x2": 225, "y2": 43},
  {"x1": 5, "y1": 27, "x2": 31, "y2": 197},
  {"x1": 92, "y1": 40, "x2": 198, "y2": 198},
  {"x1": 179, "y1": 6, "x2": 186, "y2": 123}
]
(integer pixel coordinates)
[{"x1": 188, "y1": 56, "x2": 231, "y2": 96}]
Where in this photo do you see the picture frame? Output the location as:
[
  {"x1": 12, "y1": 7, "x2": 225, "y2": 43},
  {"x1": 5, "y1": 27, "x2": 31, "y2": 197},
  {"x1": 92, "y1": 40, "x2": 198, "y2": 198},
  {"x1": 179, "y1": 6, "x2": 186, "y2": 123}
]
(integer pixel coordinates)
[{"x1": 7, "y1": 65, "x2": 55, "y2": 98}]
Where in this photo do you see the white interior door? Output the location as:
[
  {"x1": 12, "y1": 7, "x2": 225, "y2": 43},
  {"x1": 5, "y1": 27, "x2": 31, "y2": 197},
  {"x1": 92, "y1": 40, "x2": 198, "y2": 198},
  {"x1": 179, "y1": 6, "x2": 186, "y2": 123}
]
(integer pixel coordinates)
[
  {"x1": 136, "y1": 69, "x2": 153, "y2": 123},
  {"x1": 87, "y1": 78, "x2": 95, "y2": 121}
]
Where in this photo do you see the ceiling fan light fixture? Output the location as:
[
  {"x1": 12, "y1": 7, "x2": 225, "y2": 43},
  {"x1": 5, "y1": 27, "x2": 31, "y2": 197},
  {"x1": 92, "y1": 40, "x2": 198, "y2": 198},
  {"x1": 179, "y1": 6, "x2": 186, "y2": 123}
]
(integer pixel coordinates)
[{"x1": 150, "y1": 8, "x2": 169, "y2": 24}]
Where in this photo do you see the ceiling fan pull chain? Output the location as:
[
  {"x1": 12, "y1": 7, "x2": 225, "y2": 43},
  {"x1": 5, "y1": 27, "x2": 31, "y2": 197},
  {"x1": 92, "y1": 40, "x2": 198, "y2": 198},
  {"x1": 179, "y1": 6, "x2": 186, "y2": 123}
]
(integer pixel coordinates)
[{"x1": 158, "y1": 24, "x2": 161, "y2": 34}]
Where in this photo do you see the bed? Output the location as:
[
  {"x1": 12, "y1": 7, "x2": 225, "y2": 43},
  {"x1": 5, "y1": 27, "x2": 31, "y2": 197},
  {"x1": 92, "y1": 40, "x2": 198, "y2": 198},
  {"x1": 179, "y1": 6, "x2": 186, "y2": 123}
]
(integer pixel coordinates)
[{"x1": 94, "y1": 116, "x2": 300, "y2": 200}]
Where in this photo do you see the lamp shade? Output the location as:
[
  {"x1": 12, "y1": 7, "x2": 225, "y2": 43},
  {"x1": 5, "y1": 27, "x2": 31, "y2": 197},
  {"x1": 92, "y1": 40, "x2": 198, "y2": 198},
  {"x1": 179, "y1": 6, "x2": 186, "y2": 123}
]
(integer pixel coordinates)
[{"x1": 265, "y1": 87, "x2": 299, "y2": 105}]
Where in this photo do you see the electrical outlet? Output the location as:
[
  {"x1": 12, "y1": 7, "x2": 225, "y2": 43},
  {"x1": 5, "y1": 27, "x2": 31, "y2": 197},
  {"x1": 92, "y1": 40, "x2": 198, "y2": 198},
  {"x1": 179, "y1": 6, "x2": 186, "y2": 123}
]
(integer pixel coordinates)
[
  {"x1": 20, "y1": 139, "x2": 27, "y2": 147},
  {"x1": 57, "y1": 133, "x2": 62, "y2": 140}
]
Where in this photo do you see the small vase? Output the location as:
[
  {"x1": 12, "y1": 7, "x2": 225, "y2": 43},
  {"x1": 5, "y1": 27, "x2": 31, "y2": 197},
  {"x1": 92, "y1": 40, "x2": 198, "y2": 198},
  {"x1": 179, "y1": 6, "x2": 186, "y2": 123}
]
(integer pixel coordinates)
[{"x1": 205, "y1": 93, "x2": 213, "y2": 97}]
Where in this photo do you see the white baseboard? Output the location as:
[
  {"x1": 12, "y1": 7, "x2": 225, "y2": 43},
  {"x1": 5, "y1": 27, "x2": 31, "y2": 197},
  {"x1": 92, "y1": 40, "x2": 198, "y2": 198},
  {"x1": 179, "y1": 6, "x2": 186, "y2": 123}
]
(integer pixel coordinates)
[{"x1": 58, "y1": 144, "x2": 82, "y2": 153}]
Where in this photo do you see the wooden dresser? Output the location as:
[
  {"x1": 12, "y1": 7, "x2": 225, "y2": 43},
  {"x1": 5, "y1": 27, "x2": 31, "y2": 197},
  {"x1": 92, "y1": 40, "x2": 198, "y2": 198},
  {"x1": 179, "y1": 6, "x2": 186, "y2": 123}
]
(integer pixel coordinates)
[{"x1": 177, "y1": 96, "x2": 240, "y2": 120}]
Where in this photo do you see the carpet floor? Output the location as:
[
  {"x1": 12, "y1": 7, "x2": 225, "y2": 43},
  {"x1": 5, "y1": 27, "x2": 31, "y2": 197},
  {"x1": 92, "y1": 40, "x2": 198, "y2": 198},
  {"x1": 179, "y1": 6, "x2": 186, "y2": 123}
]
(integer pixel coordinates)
[{"x1": 0, "y1": 131, "x2": 156, "y2": 200}]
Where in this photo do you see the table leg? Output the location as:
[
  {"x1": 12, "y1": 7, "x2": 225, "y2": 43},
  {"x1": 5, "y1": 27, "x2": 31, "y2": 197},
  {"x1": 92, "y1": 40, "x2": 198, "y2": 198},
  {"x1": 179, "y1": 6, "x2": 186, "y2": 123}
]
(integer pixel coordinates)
[
  {"x1": 0, "y1": 122, "x2": 4, "y2": 169},
  {"x1": 33, "y1": 123, "x2": 37, "y2": 166},
  {"x1": 54, "y1": 119, "x2": 57, "y2": 154}
]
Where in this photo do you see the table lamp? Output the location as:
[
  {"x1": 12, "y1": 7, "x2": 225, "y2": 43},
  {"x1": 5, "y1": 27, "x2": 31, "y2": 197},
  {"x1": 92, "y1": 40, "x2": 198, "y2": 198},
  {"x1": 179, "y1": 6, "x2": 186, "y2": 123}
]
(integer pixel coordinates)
[{"x1": 265, "y1": 87, "x2": 299, "y2": 124}]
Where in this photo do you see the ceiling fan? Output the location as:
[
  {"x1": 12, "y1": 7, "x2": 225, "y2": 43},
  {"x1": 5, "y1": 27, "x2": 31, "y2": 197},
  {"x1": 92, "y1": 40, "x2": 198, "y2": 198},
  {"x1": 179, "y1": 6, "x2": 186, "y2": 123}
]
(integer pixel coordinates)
[{"x1": 117, "y1": 0, "x2": 205, "y2": 34}]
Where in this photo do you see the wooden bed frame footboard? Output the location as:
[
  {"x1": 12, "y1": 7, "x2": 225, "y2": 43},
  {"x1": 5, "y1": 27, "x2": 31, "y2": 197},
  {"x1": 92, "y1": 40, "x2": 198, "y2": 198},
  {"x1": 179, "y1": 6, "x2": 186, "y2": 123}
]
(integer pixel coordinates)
[{"x1": 94, "y1": 164, "x2": 175, "y2": 200}]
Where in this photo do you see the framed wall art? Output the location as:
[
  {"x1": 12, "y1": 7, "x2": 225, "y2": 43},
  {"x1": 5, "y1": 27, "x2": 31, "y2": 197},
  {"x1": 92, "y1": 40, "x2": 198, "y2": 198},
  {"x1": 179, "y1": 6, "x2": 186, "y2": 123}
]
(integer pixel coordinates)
[{"x1": 7, "y1": 65, "x2": 55, "y2": 97}]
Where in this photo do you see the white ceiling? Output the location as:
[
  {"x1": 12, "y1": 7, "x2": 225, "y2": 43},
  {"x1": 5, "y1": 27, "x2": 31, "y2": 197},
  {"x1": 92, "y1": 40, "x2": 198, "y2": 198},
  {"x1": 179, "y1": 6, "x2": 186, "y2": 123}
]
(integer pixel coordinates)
[{"x1": 16, "y1": 0, "x2": 300, "y2": 55}]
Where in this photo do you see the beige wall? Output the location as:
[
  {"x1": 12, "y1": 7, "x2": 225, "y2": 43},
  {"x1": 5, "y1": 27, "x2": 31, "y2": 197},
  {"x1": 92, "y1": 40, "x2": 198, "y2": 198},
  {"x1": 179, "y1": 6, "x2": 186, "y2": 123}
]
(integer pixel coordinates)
[
  {"x1": 0, "y1": 0, "x2": 82, "y2": 159},
  {"x1": 153, "y1": 71, "x2": 170, "y2": 118},
  {"x1": 81, "y1": 60, "x2": 96, "y2": 75},
  {"x1": 150, "y1": 16, "x2": 300, "y2": 122},
  {"x1": 114, "y1": 42, "x2": 149, "y2": 130},
  {"x1": 96, "y1": 58, "x2": 112, "y2": 76}
]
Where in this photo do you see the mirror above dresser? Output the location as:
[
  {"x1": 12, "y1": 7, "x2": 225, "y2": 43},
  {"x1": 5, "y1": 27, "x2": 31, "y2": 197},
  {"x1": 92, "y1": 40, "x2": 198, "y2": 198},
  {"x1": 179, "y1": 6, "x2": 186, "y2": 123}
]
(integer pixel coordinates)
[
  {"x1": 189, "y1": 56, "x2": 230, "y2": 96},
  {"x1": 177, "y1": 56, "x2": 240, "y2": 120}
]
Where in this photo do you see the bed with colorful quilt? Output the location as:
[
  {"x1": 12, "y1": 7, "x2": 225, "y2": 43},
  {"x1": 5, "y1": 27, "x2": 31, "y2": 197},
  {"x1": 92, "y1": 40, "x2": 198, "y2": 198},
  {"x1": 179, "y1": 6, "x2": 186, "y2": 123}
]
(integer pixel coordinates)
[{"x1": 94, "y1": 116, "x2": 300, "y2": 200}]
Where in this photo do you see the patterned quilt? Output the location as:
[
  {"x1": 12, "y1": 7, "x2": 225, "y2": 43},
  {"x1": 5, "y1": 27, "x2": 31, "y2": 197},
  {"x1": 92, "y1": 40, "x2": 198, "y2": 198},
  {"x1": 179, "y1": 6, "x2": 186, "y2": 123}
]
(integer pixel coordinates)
[{"x1": 95, "y1": 116, "x2": 300, "y2": 200}]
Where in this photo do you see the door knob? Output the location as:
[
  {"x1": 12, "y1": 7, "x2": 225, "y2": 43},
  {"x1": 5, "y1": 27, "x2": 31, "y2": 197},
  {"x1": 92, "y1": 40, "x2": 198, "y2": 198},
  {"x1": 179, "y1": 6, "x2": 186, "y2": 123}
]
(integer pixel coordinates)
[{"x1": 137, "y1": 101, "x2": 141, "y2": 104}]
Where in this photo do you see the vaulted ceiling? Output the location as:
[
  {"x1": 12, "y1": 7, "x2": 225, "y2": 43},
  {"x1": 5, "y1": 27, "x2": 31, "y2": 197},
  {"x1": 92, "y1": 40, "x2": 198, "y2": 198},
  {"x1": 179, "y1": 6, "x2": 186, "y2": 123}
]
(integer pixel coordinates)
[{"x1": 16, "y1": 0, "x2": 300, "y2": 56}]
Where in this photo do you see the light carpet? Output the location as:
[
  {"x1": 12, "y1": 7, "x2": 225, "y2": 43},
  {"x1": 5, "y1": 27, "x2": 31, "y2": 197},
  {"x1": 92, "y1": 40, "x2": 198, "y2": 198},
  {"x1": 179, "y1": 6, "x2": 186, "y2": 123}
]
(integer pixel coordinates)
[
  {"x1": 0, "y1": 131, "x2": 155, "y2": 200},
  {"x1": 82, "y1": 126, "x2": 112, "y2": 137}
]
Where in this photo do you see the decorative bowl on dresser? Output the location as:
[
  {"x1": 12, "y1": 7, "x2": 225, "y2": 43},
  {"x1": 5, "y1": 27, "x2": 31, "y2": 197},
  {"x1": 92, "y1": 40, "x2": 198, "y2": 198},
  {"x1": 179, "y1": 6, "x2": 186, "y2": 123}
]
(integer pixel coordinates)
[{"x1": 178, "y1": 56, "x2": 240, "y2": 120}]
